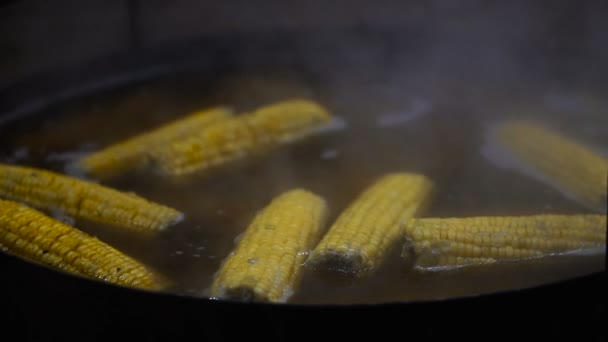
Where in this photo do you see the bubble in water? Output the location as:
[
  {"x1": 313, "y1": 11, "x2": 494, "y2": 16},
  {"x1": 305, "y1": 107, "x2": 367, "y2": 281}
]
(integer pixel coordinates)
[
  {"x1": 297, "y1": 251, "x2": 310, "y2": 257},
  {"x1": 46, "y1": 151, "x2": 89, "y2": 163},
  {"x1": 316, "y1": 117, "x2": 348, "y2": 134},
  {"x1": 375, "y1": 97, "x2": 432, "y2": 127},
  {"x1": 320, "y1": 148, "x2": 339, "y2": 160},
  {"x1": 12, "y1": 147, "x2": 29, "y2": 161}
]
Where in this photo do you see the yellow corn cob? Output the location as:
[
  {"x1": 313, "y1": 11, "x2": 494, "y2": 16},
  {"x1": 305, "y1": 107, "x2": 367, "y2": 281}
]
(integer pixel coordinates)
[
  {"x1": 151, "y1": 99, "x2": 332, "y2": 177},
  {"x1": 0, "y1": 163, "x2": 183, "y2": 233},
  {"x1": 210, "y1": 189, "x2": 328, "y2": 303},
  {"x1": 483, "y1": 120, "x2": 608, "y2": 212},
  {"x1": 245, "y1": 99, "x2": 333, "y2": 143},
  {"x1": 403, "y1": 215, "x2": 607, "y2": 270},
  {"x1": 72, "y1": 107, "x2": 231, "y2": 179},
  {"x1": 0, "y1": 199, "x2": 167, "y2": 290},
  {"x1": 307, "y1": 173, "x2": 434, "y2": 277},
  {"x1": 151, "y1": 117, "x2": 258, "y2": 177}
]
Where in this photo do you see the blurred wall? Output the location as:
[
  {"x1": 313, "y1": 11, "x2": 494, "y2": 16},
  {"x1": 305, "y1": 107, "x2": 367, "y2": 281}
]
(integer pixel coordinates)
[{"x1": 1, "y1": 0, "x2": 606, "y2": 88}]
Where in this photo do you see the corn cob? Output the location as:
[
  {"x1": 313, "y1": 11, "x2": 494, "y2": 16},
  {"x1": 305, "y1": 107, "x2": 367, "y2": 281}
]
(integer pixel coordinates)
[
  {"x1": 151, "y1": 117, "x2": 258, "y2": 177},
  {"x1": 403, "y1": 215, "x2": 607, "y2": 270},
  {"x1": 483, "y1": 120, "x2": 608, "y2": 212},
  {"x1": 72, "y1": 107, "x2": 232, "y2": 179},
  {"x1": 210, "y1": 189, "x2": 328, "y2": 303},
  {"x1": 307, "y1": 173, "x2": 434, "y2": 277},
  {"x1": 245, "y1": 99, "x2": 333, "y2": 143},
  {"x1": 151, "y1": 99, "x2": 332, "y2": 177},
  {"x1": 0, "y1": 163, "x2": 183, "y2": 233},
  {"x1": 0, "y1": 199, "x2": 167, "y2": 290}
]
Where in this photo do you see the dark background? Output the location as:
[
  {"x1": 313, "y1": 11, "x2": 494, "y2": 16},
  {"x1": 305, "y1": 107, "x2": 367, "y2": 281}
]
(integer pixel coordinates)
[{"x1": 1, "y1": 0, "x2": 607, "y2": 88}]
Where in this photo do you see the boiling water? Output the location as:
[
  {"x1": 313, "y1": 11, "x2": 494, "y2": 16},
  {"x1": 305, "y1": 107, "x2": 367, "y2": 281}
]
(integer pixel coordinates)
[{"x1": 0, "y1": 66, "x2": 605, "y2": 304}]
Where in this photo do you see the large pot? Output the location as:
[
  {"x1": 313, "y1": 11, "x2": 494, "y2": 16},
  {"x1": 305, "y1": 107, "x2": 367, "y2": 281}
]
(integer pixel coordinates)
[{"x1": 1, "y1": 1, "x2": 606, "y2": 340}]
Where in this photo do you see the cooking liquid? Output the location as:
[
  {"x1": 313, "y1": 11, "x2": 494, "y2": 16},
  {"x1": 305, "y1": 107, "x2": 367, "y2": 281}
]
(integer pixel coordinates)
[{"x1": 0, "y1": 68, "x2": 605, "y2": 304}]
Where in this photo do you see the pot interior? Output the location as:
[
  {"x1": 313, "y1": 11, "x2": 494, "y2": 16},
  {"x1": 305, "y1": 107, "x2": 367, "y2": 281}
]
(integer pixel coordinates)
[{"x1": 0, "y1": 31, "x2": 606, "y2": 305}]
